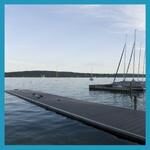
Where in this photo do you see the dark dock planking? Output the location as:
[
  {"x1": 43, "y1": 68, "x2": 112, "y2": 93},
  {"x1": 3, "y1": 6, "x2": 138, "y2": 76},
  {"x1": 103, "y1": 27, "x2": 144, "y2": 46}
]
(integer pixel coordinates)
[{"x1": 6, "y1": 89, "x2": 145, "y2": 144}]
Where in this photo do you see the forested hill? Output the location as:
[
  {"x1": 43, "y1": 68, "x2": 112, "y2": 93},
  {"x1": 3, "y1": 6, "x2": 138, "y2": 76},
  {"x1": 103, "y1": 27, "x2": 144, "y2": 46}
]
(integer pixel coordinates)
[{"x1": 5, "y1": 71, "x2": 145, "y2": 78}]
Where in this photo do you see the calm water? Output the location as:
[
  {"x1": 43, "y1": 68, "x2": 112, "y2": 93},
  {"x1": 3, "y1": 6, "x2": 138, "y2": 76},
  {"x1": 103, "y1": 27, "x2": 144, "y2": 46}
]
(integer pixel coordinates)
[{"x1": 5, "y1": 78, "x2": 145, "y2": 145}]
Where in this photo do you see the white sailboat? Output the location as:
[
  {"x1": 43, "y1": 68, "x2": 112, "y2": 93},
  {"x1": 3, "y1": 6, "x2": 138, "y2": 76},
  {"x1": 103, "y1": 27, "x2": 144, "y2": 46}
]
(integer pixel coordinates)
[
  {"x1": 89, "y1": 67, "x2": 94, "y2": 81},
  {"x1": 113, "y1": 30, "x2": 145, "y2": 90},
  {"x1": 89, "y1": 76, "x2": 94, "y2": 81},
  {"x1": 89, "y1": 30, "x2": 145, "y2": 92},
  {"x1": 41, "y1": 74, "x2": 45, "y2": 78}
]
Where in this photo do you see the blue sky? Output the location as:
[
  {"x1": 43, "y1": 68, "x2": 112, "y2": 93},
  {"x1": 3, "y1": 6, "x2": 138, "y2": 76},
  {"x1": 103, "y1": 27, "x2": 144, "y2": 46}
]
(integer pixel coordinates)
[{"x1": 5, "y1": 5, "x2": 145, "y2": 73}]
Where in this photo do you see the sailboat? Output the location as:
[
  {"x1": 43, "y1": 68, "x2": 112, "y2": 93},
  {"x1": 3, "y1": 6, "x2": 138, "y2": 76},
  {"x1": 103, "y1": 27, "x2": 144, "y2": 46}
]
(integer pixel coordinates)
[
  {"x1": 112, "y1": 30, "x2": 145, "y2": 90},
  {"x1": 89, "y1": 30, "x2": 145, "y2": 93},
  {"x1": 89, "y1": 68, "x2": 94, "y2": 81},
  {"x1": 41, "y1": 74, "x2": 45, "y2": 78},
  {"x1": 89, "y1": 75, "x2": 94, "y2": 81}
]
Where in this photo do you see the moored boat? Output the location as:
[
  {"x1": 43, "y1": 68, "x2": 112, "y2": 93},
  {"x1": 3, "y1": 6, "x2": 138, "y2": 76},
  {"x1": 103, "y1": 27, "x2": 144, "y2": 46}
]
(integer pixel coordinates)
[{"x1": 89, "y1": 31, "x2": 145, "y2": 93}]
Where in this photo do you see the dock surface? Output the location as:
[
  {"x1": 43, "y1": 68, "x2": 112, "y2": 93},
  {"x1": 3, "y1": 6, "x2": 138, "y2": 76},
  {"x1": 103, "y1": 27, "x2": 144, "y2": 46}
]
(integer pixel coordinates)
[{"x1": 6, "y1": 89, "x2": 145, "y2": 144}]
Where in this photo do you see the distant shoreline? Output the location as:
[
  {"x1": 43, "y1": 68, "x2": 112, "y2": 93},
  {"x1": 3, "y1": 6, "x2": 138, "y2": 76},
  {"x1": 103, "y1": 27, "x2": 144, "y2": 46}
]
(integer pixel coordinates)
[{"x1": 5, "y1": 71, "x2": 145, "y2": 78}]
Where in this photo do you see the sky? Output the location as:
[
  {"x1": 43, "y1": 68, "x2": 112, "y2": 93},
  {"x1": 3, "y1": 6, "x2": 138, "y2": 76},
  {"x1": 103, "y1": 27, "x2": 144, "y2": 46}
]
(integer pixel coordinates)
[{"x1": 5, "y1": 5, "x2": 145, "y2": 73}]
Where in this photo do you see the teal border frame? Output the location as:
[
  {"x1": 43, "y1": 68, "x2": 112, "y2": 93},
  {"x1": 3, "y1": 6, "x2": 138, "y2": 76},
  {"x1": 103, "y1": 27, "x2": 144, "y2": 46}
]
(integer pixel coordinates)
[{"x1": 0, "y1": 0, "x2": 150, "y2": 150}]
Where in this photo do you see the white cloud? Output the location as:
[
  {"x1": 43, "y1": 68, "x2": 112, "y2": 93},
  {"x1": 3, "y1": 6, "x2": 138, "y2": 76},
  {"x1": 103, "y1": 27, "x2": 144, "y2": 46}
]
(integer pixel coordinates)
[
  {"x1": 78, "y1": 5, "x2": 145, "y2": 31},
  {"x1": 11, "y1": 5, "x2": 145, "y2": 31},
  {"x1": 49, "y1": 5, "x2": 145, "y2": 31}
]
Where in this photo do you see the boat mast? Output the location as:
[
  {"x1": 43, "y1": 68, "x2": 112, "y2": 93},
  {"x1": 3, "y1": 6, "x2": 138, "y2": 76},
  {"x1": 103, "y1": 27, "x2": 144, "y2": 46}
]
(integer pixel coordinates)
[
  {"x1": 138, "y1": 44, "x2": 142, "y2": 80},
  {"x1": 91, "y1": 66, "x2": 93, "y2": 77},
  {"x1": 123, "y1": 30, "x2": 136, "y2": 81},
  {"x1": 113, "y1": 37, "x2": 127, "y2": 84},
  {"x1": 90, "y1": 66, "x2": 94, "y2": 81},
  {"x1": 142, "y1": 50, "x2": 145, "y2": 81},
  {"x1": 133, "y1": 30, "x2": 136, "y2": 81},
  {"x1": 56, "y1": 66, "x2": 58, "y2": 77},
  {"x1": 123, "y1": 35, "x2": 127, "y2": 80}
]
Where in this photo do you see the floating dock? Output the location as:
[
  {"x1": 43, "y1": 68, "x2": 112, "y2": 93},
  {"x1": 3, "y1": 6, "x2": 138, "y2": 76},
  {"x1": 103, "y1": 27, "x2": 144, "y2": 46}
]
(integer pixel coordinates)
[
  {"x1": 6, "y1": 89, "x2": 145, "y2": 144},
  {"x1": 89, "y1": 84, "x2": 145, "y2": 93}
]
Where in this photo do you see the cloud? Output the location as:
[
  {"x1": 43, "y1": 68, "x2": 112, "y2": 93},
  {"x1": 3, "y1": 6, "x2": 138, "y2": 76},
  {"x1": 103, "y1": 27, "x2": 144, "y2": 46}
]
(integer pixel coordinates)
[
  {"x1": 7, "y1": 5, "x2": 145, "y2": 31},
  {"x1": 47, "y1": 5, "x2": 145, "y2": 31},
  {"x1": 79, "y1": 5, "x2": 145, "y2": 31}
]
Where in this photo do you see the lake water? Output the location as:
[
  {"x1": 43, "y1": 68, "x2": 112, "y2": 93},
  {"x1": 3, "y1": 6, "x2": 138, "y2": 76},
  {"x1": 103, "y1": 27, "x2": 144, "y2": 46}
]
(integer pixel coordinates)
[{"x1": 5, "y1": 78, "x2": 145, "y2": 145}]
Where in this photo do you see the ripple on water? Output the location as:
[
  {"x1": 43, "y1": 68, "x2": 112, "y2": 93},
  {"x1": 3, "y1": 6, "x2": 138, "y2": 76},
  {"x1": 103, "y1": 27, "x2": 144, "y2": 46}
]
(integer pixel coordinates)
[{"x1": 5, "y1": 78, "x2": 144, "y2": 144}]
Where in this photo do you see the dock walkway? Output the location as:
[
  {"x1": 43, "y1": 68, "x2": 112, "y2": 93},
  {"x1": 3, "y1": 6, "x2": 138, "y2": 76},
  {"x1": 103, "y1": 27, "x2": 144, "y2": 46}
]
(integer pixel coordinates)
[{"x1": 6, "y1": 89, "x2": 145, "y2": 144}]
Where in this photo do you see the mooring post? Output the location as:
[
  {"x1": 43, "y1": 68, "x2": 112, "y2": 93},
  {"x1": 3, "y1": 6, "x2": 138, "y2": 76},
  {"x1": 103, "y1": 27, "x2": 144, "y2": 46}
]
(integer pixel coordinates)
[
  {"x1": 130, "y1": 82, "x2": 132, "y2": 98},
  {"x1": 133, "y1": 96, "x2": 137, "y2": 111}
]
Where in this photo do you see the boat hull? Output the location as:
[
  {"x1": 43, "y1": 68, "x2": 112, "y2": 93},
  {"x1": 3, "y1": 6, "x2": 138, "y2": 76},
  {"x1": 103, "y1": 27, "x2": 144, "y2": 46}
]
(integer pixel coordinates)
[{"x1": 89, "y1": 83, "x2": 145, "y2": 93}]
